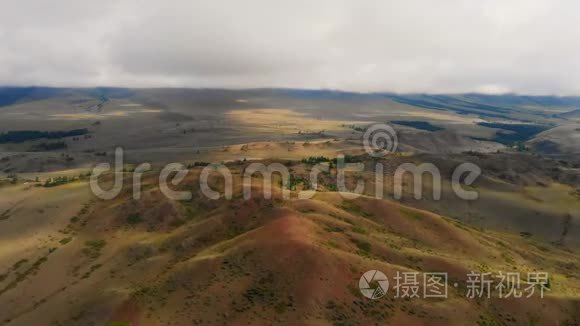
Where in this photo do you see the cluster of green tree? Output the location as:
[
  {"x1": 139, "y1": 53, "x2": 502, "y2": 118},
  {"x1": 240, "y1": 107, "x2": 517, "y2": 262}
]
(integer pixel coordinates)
[
  {"x1": 0, "y1": 129, "x2": 88, "y2": 143},
  {"x1": 478, "y1": 122, "x2": 549, "y2": 145},
  {"x1": 42, "y1": 172, "x2": 90, "y2": 187},
  {"x1": 284, "y1": 175, "x2": 309, "y2": 191},
  {"x1": 333, "y1": 154, "x2": 363, "y2": 164},
  {"x1": 30, "y1": 141, "x2": 67, "y2": 151},
  {"x1": 341, "y1": 124, "x2": 365, "y2": 132},
  {"x1": 43, "y1": 176, "x2": 74, "y2": 187},
  {"x1": 391, "y1": 120, "x2": 444, "y2": 132},
  {"x1": 4, "y1": 174, "x2": 18, "y2": 185},
  {"x1": 186, "y1": 162, "x2": 211, "y2": 168},
  {"x1": 513, "y1": 142, "x2": 529, "y2": 152},
  {"x1": 301, "y1": 154, "x2": 362, "y2": 166},
  {"x1": 301, "y1": 156, "x2": 331, "y2": 165}
]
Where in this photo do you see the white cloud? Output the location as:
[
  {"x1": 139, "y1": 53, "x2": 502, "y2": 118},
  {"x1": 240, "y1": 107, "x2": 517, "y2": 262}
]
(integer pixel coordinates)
[{"x1": 1, "y1": 0, "x2": 579, "y2": 94}]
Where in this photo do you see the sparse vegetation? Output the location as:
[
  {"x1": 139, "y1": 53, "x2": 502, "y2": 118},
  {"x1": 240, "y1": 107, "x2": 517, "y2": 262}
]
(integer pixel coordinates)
[
  {"x1": 399, "y1": 207, "x2": 424, "y2": 220},
  {"x1": 340, "y1": 201, "x2": 372, "y2": 218},
  {"x1": 0, "y1": 208, "x2": 11, "y2": 220},
  {"x1": 519, "y1": 231, "x2": 533, "y2": 238},
  {"x1": 12, "y1": 259, "x2": 28, "y2": 270},
  {"x1": 332, "y1": 154, "x2": 363, "y2": 164},
  {"x1": 126, "y1": 213, "x2": 142, "y2": 224},
  {"x1": 81, "y1": 263, "x2": 102, "y2": 279},
  {"x1": 301, "y1": 156, "x2": 331, "y2": 165},
  {"x1": 108, "y1": 322, "x2": 133, "y2": 326},
  {"x1": 284, "y1": 174, "x2": 308, "y2": 191},
  {"x1": 82, "y1": 240, "x2": 106, "y2": 259},
  {"x1": 343, "y1": 124, "x2": 366, "y2": 132},
  {"x1": 43, "y1": 175, "x2": 77, "y2": 187},
  {"x1": 30, "y1": 141, "x2": 67, "y2": 151},
  {"x1": 327, "y1": 240, "x2": 339, "y2": 248},
  {"x1": 351, "y1": 225, "x2": 368, "y2": 235},
  {"x1": 351, "y1": 238, "x2": 372, "y2": 255},
  {"x1": 0, "y1": 251, "x2": 54, "y2": 295},
  {"x1": 392, "y1": 120, "x2": 444, "y2": 132}
]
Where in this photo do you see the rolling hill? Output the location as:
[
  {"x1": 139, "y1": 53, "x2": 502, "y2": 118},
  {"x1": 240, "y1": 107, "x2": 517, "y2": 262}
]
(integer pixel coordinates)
[{"x1": 0, "y1": 165, "x2": 578, "y2": 325}]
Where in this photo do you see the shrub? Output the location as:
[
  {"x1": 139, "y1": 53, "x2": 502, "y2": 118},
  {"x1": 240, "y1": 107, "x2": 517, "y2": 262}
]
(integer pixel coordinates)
[
  {"x1": 108, "y1": 322, "x2": 132, "y2": 326},
  {"x1": 351, "y1": 238, "x2": 371, "y2": 253},
  {"x1": 301, "y1": 156, "x2": 330, "y2": 165},
  {"x1": 126, "y1": 213, "x2": 142, "y2": 224},
  {"x1": 82, "y1": 240, "x2": 106, "y2": 259}
]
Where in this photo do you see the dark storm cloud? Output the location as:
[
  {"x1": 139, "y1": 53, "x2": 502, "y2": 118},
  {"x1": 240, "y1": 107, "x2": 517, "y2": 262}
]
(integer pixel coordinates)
[{"x1": 1, "y1": 0, "x2": 579, "y2": 94}]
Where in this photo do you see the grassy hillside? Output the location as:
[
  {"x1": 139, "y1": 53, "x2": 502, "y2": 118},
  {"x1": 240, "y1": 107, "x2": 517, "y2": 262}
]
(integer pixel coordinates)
[{"x1": 0, "y1": 165, "x2": 578, "y2": 325}]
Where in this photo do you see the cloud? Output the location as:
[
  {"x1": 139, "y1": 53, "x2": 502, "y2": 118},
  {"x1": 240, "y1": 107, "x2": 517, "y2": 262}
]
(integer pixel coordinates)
[{"x1": 1, "y1": 0, "x2": 579, "y2": 94}]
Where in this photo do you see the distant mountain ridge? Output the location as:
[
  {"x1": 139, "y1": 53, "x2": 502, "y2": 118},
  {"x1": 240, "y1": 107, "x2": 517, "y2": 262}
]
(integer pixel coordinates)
[
  {"x1": 2, "y1": 87, "x2": 580, "y2": 122},
  {"x1": 558, "y1": 108, "x2": 580, "y2": 118}
]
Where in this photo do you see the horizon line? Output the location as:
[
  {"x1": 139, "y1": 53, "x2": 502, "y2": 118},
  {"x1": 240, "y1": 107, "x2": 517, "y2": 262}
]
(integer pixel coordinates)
[{"x1": 2, "y1": 85, "x2": 580, "y2": 98}]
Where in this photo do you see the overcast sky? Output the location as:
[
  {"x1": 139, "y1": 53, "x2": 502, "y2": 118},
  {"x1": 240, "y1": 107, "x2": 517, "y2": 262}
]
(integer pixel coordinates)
[{"x1": 1, "y1": 0, "x2": 579, "y2": 94}]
